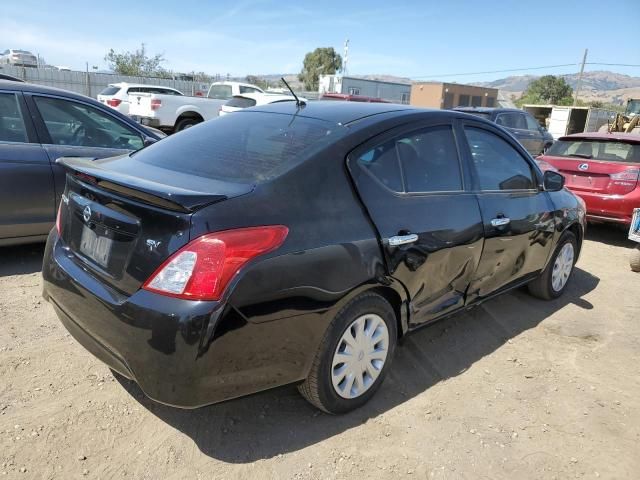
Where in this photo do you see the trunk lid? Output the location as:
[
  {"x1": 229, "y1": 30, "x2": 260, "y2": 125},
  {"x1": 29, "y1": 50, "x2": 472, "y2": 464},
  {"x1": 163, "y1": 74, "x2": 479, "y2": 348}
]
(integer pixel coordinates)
[
  {"x1": 56, "y1": 156, "x2": 253, "y2": 295},
  {"x1": 542, "y1": 155, "x2": 640, "y2": 195},
  {"x1": 128, "y1": 92, "x2": 154, "y2": 117}
]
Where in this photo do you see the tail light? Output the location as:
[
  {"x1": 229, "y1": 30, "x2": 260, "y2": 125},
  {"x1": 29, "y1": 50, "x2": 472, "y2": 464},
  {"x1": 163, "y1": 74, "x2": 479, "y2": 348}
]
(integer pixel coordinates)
[
  {"x1": 536, "y1": 159, "x2": 559, "y2": 173},
  {"x1": 143, "y1": 226, "x2": 288, "y2": 301},
  {"x1": 151, "y1": 99, "x2": 162, "y2": 111},
  {"x1": 610, "y1": 168, "x2": 640, "y2": 182},
  {"x1": 107, "y1": 98, "x2": 122, "y2": 107}
]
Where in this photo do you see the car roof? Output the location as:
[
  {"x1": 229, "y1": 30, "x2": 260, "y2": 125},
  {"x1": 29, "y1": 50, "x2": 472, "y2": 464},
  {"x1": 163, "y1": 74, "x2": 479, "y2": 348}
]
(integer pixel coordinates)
[
  {"x1": 453, "y1": 107, "x2": 522, "y2": 114},
  {"x1": 0, "y1": 79, "x2": 103, "y2": 100},
  {"x1": 560, "y1": 132, "x2": 640, "y2": 144},
  {"x1": 249, "y1": 100, "x2": 420, "y2": 125},
  {"x1": 107, "y1": 82, "x2": 179, "y2": 89}
]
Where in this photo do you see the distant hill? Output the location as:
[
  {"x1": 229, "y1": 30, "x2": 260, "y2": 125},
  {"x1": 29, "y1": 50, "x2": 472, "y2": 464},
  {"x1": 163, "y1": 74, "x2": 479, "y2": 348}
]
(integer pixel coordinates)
[{"x1": 475, "y1": 70, "x2": 640, "y2": 105}]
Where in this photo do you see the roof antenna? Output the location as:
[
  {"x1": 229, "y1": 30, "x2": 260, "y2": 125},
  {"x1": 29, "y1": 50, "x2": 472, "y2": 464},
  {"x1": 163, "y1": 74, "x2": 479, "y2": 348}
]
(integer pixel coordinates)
[{"x1": 281, "y1": 77, "x2": 305, "y2": 108}]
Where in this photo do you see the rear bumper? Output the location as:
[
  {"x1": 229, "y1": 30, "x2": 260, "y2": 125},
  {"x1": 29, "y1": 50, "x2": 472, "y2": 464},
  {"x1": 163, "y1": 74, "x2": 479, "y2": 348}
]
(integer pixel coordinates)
[
  {"x1": 42, "y1": 230, "x2": 316, "y2": 408},
  {"x1": 131, "y1": 116, "x2": 161, "y2": 127},
  {"x1": 572, "y1": 189, "x2": 640, "y2": 225}
]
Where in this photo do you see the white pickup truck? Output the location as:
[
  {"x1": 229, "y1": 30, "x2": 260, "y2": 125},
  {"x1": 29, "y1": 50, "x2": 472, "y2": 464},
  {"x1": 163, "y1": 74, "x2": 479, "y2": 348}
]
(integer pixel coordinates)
[{"x1": 128, "y1": 81, "x2": 264, "y2": 132}]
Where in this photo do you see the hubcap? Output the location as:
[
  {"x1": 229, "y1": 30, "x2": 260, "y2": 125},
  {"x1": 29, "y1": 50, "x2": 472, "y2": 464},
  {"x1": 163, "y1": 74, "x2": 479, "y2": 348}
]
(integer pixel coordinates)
[
  {"x1": 331, "y1": 314, "x2": 389, "y2": 399},
  {"x1": 551, "y1": 242, "x2": 574, "y2": 292}
]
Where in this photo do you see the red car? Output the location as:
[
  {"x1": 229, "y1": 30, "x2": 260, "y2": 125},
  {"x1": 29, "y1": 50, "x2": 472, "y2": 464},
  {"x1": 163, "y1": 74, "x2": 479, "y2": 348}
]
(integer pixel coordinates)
[{"x1": 537, "y1": 132, "x2": 640, "y2": 225}]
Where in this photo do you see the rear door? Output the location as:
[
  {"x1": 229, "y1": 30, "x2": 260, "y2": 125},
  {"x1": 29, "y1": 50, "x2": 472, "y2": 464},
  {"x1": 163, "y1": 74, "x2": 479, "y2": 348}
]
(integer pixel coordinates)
[
  {"x1": 348, "y1": 119, "x2": 484, "y2": 326},
  {"x1": 0, "y1": 90, "x2": 55, "y2": 241},
  {"x1": 24, "y1": 93, "x2": 145, "y2": 207},
  {"x1": 460, "y1": 122, "x2": 556, "y2": 301}
]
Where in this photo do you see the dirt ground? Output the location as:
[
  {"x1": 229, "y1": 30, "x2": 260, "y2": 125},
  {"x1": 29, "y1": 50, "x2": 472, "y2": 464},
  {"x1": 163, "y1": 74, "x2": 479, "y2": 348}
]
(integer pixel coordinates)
[{"x1": 1, "y1": 225, "x2": 638, "y2": 480}]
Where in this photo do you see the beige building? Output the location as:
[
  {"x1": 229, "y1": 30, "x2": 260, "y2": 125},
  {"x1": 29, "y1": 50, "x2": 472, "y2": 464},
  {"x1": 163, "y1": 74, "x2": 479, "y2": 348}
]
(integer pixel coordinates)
[{"x1": 410, "y1": 82, "x2": 499, "y2": 109}]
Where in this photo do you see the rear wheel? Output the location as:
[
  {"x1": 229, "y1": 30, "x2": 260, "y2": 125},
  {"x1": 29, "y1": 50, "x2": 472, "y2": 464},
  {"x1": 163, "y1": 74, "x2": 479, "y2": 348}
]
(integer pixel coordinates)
[
  {"x1": 298, "y1": 293, "x2": 397, "y2": 414},
  {"x1": 528, "y1": 231, "x2": 577, "y2": 300},
  {"x1": 175, "y1": 117, "x2": 202, "y2": 132}
]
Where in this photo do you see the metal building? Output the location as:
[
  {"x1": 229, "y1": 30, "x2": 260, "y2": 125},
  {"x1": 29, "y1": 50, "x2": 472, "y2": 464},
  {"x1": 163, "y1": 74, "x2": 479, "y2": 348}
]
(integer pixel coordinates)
[{"x1": 318, "y1": 75, "x2": 411, "y2": 104}]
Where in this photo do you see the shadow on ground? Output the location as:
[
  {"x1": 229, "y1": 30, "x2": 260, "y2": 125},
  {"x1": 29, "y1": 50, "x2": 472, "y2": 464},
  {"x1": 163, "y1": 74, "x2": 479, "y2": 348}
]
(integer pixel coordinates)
[
  {"x1": 585, "y1": 223, "x2": 635, "y2": 248},
  {"x1": 116, "y1": 266, "x2": 599, "y2": 463},
  {"x1": 0, "y1": 243, "x2": 45, "y2": 277}
]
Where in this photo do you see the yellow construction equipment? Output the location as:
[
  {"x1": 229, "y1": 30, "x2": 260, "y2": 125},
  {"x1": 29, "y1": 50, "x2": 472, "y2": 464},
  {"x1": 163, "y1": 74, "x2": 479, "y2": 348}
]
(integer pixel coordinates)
[{"x1": 600, "y1": 98, "x2": 640, "y2": 134}]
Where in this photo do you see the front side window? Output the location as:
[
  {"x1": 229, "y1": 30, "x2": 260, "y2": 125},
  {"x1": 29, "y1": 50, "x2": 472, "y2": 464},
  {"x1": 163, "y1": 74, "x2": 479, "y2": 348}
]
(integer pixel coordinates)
[
  {"x1": 33, "y1": 96, "x2": 143, "y2": 150},
  {"x1": 358, "y1": 125, "x2": 463, "y2": 193},
  {"x1": 0, "y1": 93, "x2": 28, "y2": 143},
  {"x1": 525, "y1": 114, "x2": 541, "y2": 131},
  {"x1": 465, "y1": 126, "x2": 535, "y2": 191},
  {"x1": 208, "y1": 85, "x2": 233, "y2": 99}
]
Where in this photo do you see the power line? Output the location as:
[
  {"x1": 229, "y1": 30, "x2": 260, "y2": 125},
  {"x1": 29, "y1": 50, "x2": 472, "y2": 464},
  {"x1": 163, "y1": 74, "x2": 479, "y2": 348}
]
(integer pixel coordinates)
[{"x1": 411, "y1": 62, "x2": 640, "y2": 80}]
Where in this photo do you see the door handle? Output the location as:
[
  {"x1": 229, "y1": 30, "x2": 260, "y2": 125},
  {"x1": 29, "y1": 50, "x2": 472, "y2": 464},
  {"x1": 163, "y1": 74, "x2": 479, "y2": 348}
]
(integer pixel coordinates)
[
  {"x1": 490, "y1": 217, "x2": 511, "y2": 227},
  {"x1": 389, "y1": 233, "x2": 419, "y2": 246}
]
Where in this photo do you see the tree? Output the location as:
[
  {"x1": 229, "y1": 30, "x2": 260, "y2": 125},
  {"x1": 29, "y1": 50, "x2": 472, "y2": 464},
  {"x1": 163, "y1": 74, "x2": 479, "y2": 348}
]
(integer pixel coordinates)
[
  {"x1": 245, "y1": 75, "x2": 270, "y2": 90},
  {"x1": 105, "y1": 43, "x2": 169, "y2": 77},
  {"x1": 517, "y1": 75, "x2": 573, "y2": 105},
  {"x1": 298, "y1": 47, "x2": 342, "y2": 91}
]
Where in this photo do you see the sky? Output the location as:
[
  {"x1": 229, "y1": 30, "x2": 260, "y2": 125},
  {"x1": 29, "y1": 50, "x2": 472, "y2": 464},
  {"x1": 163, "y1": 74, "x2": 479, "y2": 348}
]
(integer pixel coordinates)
[{"x1": 1, "y1": 0, "x2": 639, "y2": 83}]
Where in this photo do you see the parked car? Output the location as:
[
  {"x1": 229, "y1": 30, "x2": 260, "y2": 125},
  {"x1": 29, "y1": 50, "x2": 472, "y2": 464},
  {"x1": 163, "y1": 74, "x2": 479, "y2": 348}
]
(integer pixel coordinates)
[
  {"x1": 206, "y1": 81, "x2": 264, "y2": 100},
  {"x1": 454, "y1": 107, "x2": 554, "y2": 156},
  {"x1": 321, "y1": 93, "x2": 390, "y2": 103},
  {"x1": 0, "y1": 49, "x2": 37, "y2": 67},
  {"x1": 97, "y1": 83, "x2": 183, "y2": 115},
  {"x1": 219, "y1": 92, "x2": 305, "y2": 116},
  {"x1": 536, "y1": 132, "x2": 640, "y2": 225},
  {"x1": 128, "y1": 85, "x2": 248, "y2": 132},
  {"x1": 42, "y1": 103, "x2": 584, "y2": 413},
  {"x1": 0, "y1": 80, "x2": 162, "y2": 246}
]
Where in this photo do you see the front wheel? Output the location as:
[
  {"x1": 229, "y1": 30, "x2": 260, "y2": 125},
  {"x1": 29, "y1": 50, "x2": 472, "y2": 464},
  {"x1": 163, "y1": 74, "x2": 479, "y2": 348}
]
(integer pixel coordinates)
[
  {"x1": 528, "y1": 231, "x2": 577, "y2": 300},
  {"x1": 298, "y1": 293, "x2": 397, "y2": 414}
]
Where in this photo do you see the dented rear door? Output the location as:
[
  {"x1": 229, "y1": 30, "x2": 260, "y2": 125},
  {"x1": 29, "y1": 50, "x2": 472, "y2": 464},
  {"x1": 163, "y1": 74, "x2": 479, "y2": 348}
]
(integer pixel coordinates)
[{"x1": 347, "y1": 119, "x2": 484, "y2": 327}]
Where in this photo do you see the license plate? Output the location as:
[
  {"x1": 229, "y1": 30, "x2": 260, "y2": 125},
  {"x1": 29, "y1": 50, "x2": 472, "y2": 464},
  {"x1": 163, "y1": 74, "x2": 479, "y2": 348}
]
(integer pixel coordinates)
[
  {"x1": 80, "y1": 226, "x2": 113, "y2": 267},
  {"x1": 630, "y1": 208, "x2": 640, "y2": 243}
]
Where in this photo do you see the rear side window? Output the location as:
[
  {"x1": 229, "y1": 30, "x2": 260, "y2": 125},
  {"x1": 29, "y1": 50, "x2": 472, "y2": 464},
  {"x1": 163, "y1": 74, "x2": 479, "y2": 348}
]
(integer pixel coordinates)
[
  {"x1": 357, "y1": 125, "x2": 462, "y2": 193},
  {"x1": 133, "y1": 112, "x2": 343, "y2": 183},
  {"x1": 208, "y1": 85, "x2": 232, "y2": 100},
  {"x1": 496, "y1": 113, "x2": 526, "y2": 129},
  {"x1": 0, "y1": 93, "x2": 28, "y2": 143},
  {"x1": 100, "y1": 86, "x2": 121, "y2": 96},
  {"x1": 239, "y1": 86, "x2": 261, "y2": 94},
  {"x1": 226, "y1": 96, "x2": 257, "y2": 108},
  {"x1": 465, "y1": 127, "x2": 535, "y2": 191}
]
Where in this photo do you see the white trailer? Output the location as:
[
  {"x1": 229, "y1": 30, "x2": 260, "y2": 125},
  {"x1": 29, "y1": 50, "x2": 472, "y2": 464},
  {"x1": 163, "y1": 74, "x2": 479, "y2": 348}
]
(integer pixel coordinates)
[{"x1": 522, "y1": 105, "x2": 617, "y2": 140}]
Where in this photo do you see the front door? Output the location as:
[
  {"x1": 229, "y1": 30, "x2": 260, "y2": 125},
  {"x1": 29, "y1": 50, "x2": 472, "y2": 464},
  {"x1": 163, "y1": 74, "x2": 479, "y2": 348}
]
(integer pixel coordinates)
[
  {"x1": 0, "y1": 91, "x2": 54, "y2": 241},
  {"x1": 347, "y1": 121, "x2": 484, "y2": 326},
  {"x1": 460, "y1": 123, "x2": 556, "y2": 301},
  {"x1": 24, "y1": 93, "x2": 145, "y2": 206},
  {"x1": 496, "y1": 112, "x2": 538, "y2": 156}
]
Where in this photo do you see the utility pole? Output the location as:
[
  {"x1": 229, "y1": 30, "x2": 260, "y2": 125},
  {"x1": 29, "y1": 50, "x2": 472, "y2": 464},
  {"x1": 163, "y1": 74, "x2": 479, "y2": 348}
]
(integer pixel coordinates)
[
  {"x1": 342, "y1": 39, "x2": 349, "y2": 76},
  {"x1": 573, "y1": 48, "x2": 588, "y2": 106}
]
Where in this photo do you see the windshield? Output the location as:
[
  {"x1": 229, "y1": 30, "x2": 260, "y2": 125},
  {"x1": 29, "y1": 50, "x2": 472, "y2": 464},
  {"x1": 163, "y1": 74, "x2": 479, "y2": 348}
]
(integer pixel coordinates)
[
  {"x1": 546, "y1": 139, "x2": 640, "y2": 163},
  {"x1": 133, "y1": 111, "x2": 344, "y2": 183},
  {"x1": 627, "y1": 100, "x2": 640, "y2": 116}
]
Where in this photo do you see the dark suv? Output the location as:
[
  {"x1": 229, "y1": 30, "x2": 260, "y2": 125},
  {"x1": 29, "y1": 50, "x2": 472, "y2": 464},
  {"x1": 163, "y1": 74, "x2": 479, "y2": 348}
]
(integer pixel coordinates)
[{"x1": 454, "y1": 107, "x2": 554, "y2": 156}]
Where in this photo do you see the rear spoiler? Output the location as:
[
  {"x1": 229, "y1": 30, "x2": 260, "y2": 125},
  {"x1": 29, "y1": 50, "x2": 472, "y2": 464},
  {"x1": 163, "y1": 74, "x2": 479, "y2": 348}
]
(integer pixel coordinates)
[{"x1": 56, "y1": 156, "x2": 251, "y2": 212}]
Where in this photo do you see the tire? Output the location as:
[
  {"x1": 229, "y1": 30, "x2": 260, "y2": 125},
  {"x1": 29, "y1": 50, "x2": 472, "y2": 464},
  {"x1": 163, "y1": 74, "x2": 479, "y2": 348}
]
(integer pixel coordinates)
[
  {"x1": 298, "y1": 292, "x2": 397, "y2": 414},
  {"x1": 528, "y1": 231, "x2": 577, "y2": 300},
  {"x1": 630, "y1": 246, "x2": 640, "y2": 273},
  {"x1": 543, "y1": 143, "x2": 552, "y2": 154},
  {"x1": 174, "y1": 117, "x2": 201, "y2": 132}
]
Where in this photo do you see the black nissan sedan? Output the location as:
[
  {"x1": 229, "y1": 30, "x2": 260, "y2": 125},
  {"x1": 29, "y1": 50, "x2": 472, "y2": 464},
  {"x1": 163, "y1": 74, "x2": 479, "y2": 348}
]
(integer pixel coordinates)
[{"x1": 42, "y1": 102, "x2": 585, "y2": 414}]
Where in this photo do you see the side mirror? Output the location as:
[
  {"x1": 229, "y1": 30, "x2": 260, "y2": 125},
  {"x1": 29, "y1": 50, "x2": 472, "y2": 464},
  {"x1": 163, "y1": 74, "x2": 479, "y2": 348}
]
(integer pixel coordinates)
[
  {"x1": 143, "y1": 136, "x2": 157, "y2": 147},
  {"x1": 543, "y1": 170, "x2": 565, "y2": 192}
]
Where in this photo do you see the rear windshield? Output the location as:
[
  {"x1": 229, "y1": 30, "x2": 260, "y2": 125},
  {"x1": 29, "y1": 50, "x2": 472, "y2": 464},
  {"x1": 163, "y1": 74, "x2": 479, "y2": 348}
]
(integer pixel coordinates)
[
  {"x1": 133, "y1": 112, "x2": 344, "y2": 183},
  {"x1": 226, "y1": 96, "x2": 256, "y2": 108},
  {"x1": 100, "y1": 86, "x2": 121, "y2": 96},
  {"x1": 546, "y1": 139, "x2": 640, "y2": 163}
]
